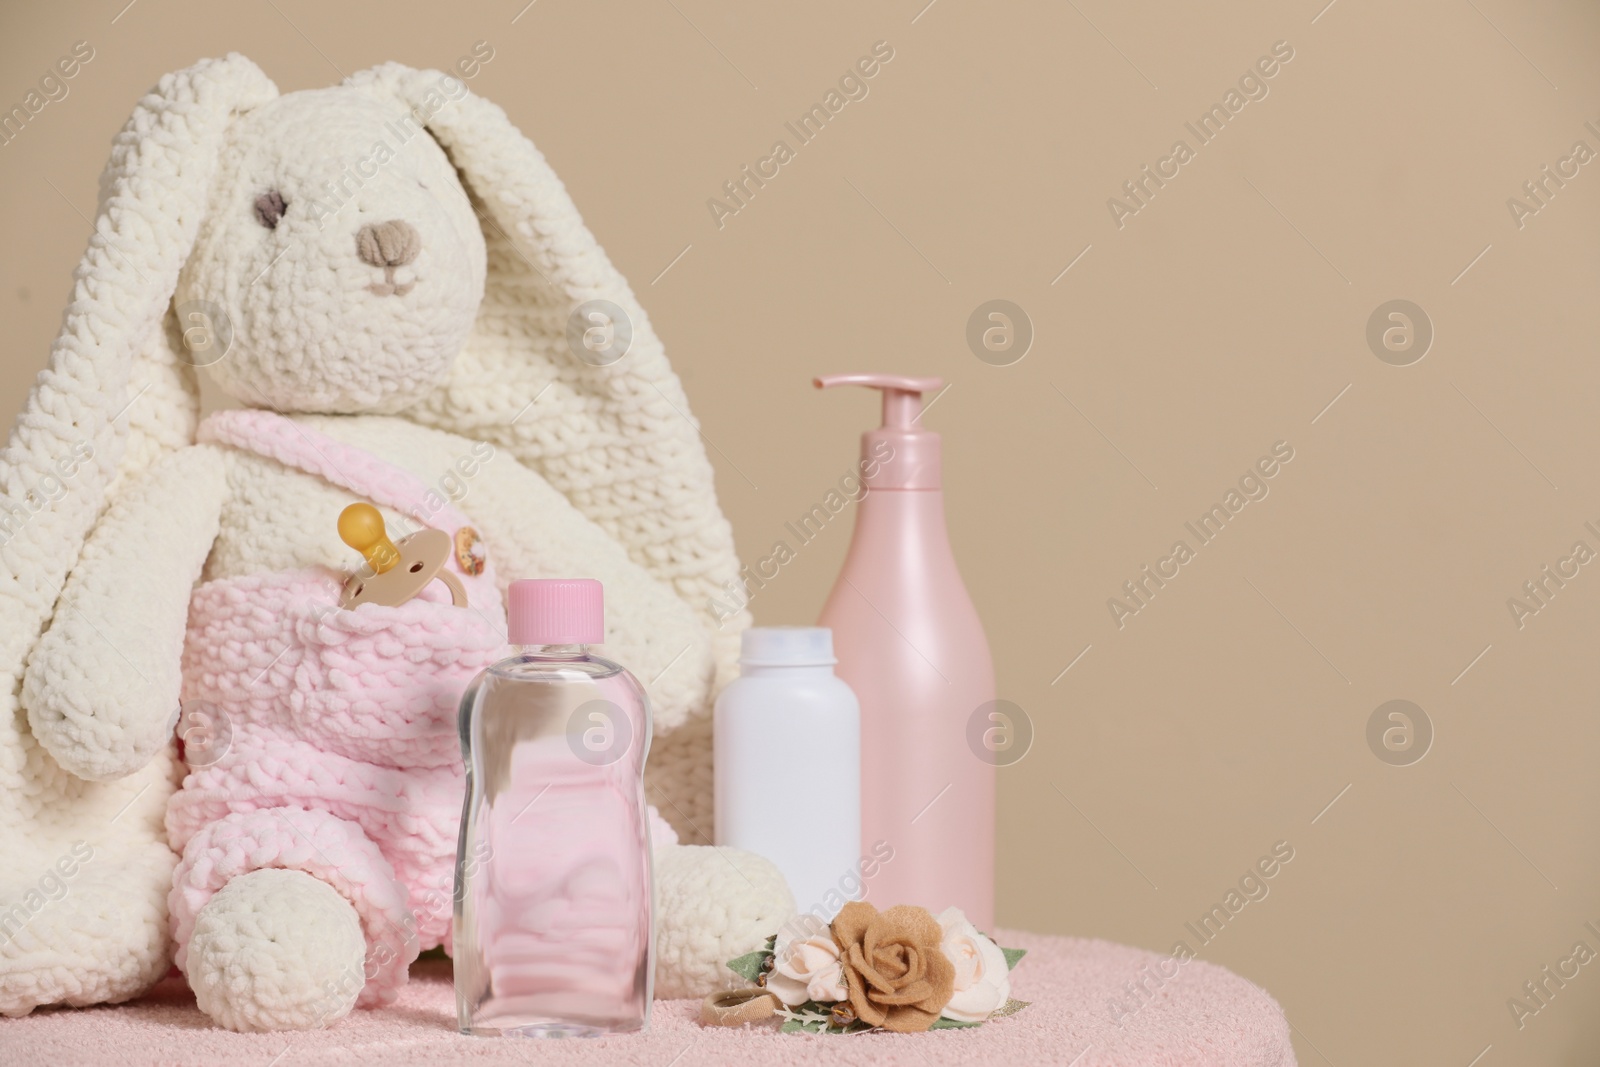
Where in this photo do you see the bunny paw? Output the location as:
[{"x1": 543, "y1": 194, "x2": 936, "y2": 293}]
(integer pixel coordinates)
[{"x1": 186, "y1": 868, "x2": 367, "y2": 1032}]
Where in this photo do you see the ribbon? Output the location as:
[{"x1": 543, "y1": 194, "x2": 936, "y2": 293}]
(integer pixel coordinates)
[{"x1": 699, "y1": 988, "x2": 780, "y2": 1027}]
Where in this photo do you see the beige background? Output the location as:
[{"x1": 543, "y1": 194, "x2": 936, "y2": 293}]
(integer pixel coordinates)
[{"x1": 4, "y1": 0, "x2": 1599, "y2": 1062}]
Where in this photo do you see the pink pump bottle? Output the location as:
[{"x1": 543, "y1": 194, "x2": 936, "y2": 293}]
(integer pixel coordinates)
[{"x1": 814, "y1": 374, "x2": 995, "y2": 929}]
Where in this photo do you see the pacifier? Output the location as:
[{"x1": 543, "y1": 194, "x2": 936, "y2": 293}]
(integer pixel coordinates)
[{"x1": 337, "y1": 504, "x2": 468, "y2": 609}]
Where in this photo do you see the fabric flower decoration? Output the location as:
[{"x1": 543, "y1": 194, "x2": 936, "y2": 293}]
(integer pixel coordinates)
[
  {"x1": 767, "y1": 915, "x2": 848, "y2": 1007},
  {"x1": 830, "y1": 901, "x2": 955, "y2": 1033},
  {"x1": 936, "y1": 906, "x2": 1012, "y2": 1022}
]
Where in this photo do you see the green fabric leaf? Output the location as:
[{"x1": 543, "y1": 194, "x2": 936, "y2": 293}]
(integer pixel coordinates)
[
  {"x1": 780, "y1": 1018, "x2": 829, "y2": 1034},
  {"x1": 930, "y1": 1016, "x2": 984, "y2": 1029},
  {"x1": 726, "y1": 950, "x2": 772, "y2": 983},
  {"x1": 775, "y1": 1001, "x2": 868, "y2": 1034},
  {"x1": 1002, "y1": 946, "x2": 1027, "y2": 970}
]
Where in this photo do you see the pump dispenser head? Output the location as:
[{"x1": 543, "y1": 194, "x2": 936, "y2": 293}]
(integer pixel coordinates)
[{"x1": 814, "y1": 373, "x2": 944, "y2": 490}]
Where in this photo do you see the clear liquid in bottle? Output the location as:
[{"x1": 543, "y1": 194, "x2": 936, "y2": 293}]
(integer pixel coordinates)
[{"x1": 454, "y1": 579, "x2": 653, "y2": 1037}]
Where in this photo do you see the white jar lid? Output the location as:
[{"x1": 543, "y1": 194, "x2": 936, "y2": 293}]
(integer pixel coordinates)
[{"x1": 739, "y1": 626, "x2": 836, "y2": 666}]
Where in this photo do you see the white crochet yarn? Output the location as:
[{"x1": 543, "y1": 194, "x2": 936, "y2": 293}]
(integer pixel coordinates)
[
  {"x1": 180, "y1": 87, "x2": 487, "y2": 416},
  {"x1": 186, "y1": 869, "x2": 368, "y2": 1033},
  {"x1": 654, "y1": 845, "x2": 797, "y2": 999},
  {"x1": 0, "y1": 53, "x2": 783, "y2": 1026}
]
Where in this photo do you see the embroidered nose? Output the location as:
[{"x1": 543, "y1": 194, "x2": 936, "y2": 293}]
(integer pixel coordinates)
[{"x1": 356, "y1": 220, "x2": 421, "y2": 268}]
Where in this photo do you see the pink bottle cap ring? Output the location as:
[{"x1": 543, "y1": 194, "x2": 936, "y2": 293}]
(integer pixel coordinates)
[{"x1": 509, "y1": 578, "x2": 604, "y2": 645}]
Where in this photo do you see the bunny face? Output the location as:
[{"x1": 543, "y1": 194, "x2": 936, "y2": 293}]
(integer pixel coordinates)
[{"x1": 177, "y1": 87, "x2": 487, "y2": 415}]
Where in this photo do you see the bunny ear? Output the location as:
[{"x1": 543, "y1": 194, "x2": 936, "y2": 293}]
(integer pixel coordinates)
[
  {"x1": 0, "y1": 55, "x2": 276, "y2": 678},
  {"x1": 348, "y1": 63, "x2": 750, "y2": 680}
]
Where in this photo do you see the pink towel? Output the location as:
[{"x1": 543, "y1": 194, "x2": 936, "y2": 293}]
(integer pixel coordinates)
[{"x1": 0, "y1": 930, "x2": 1297, "y2": 1064}]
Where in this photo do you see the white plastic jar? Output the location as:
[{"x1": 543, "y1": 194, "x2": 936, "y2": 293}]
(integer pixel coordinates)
[{"x1": 714, "y1": 627, "x2": 861, "y2": 920}]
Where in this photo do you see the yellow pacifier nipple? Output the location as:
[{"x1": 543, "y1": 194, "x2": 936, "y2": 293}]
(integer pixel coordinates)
[{"x1": 338, "y1": 503, "x2": 400, "y2": 575}]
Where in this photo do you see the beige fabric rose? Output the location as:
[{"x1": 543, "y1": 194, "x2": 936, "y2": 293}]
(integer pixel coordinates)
[
  {"x1": 830, "y1": 901, "x2": 955, "y2": 1032},
  {"x1": 936, "y1": 906, "x2": 1012, "y2": 1022}
]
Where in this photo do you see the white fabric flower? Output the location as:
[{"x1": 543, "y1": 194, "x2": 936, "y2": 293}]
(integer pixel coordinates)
[
  {"x1": 936, "y1": 906, "x2": 1011, "y2": 1022},
  {"x1": 766, "y1": 914, "x2": 848, "y2": 1006}
]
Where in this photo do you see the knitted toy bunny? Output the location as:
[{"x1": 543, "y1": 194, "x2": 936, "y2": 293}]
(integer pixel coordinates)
[{"x1": 0, "y1": 55, "x2": 791, "y2": 1030}]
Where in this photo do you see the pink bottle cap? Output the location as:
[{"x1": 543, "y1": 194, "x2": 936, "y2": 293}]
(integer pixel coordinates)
[{"x1": 509, "y1": 578, "x2": 604, "y2": 645}]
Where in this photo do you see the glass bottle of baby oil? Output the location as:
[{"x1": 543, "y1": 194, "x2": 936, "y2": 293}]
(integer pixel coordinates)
[{"x1": 454, "y1": 578, "x2": 654, "y2": 1037}]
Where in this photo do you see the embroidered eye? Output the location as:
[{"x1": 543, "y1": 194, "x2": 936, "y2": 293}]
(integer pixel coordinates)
[{"x1": 254, "y1": 190, "x2": 287, "y2": 229}]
